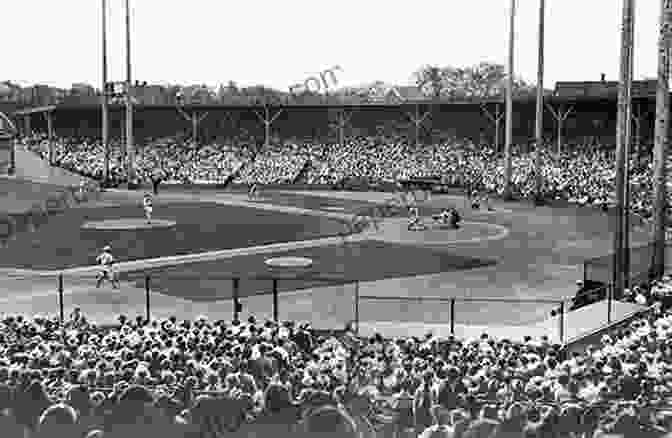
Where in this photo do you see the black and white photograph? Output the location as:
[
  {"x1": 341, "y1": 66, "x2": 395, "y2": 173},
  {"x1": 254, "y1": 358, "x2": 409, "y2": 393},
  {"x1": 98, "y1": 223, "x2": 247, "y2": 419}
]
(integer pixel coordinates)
[{"x1": 1, "y1": 0, "x2": 672, "y2": 437}]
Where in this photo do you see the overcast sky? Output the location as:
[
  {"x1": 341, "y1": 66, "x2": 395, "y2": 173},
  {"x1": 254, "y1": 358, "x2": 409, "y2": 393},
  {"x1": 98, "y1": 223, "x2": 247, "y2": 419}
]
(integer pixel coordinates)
[{"x1": 1, "y1": 1, "x2": 662, "y2": 91}]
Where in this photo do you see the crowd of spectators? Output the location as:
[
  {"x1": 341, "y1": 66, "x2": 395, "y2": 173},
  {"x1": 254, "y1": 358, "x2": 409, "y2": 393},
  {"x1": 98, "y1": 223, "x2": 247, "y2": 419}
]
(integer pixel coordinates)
[
  {"x1": 20, "y1": 135, "x2": 251, "y2": 187},
  {"x1": 14, "y1": 131, "x2": 672, "y2": 437},
  {"x1": 234, "y1": 142, "x2": 310, "y2": 185},
  {"x1": 0, "y1": 276, "x2": 671, "y2": 437},
  {"x1": 19, "y1": 132, "x2": 671, "y2": 224}
]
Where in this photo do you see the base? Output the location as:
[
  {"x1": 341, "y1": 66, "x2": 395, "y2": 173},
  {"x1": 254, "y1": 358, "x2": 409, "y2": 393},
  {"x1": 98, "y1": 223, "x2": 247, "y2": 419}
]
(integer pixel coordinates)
[{"x1": 407, "y1": 223, "x2": 428, "y2": 232}]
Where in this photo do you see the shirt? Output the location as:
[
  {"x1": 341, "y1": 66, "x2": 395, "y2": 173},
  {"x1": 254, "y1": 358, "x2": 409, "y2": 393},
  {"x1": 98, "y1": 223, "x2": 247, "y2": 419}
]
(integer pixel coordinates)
[{"x1": 97, "y1": 252, "x2": 114, "y2": 266}]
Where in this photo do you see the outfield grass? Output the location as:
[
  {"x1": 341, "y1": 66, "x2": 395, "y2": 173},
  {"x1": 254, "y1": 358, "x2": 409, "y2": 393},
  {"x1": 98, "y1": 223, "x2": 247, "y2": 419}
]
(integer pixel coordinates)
[
  {"x1": 0, "y1": 178, "x2": 72, "y2": 214},
  {"x1": 0, "y1": 202, "x2": 347, "y2": 270},
  {"x1": 121, "y1": 240, "x2": 496, "y2": 301}
]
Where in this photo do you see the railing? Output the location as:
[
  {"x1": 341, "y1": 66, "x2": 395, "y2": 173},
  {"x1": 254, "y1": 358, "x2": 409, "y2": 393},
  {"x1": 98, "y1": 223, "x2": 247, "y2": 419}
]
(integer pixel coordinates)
[
  {"x1": 3, "y1": 269, "x2": 631, "y2": 346},
  {"x1": 583, "y1": 239, "x2": 671, "y2": 286},
  {"x1": 37, "y1": 269, "x2": 357, "y2": 331},
  {"x1": 356, "y1": 294, "x2": 567, "y2": 341}
]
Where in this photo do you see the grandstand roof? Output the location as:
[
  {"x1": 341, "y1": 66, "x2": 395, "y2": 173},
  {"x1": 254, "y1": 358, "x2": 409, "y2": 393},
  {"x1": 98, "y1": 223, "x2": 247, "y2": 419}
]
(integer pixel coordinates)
[
  {"x1": 13, "y1": 105, "x2": 56, "y2": 115},
  {"x1": 0, "y1": 111, "x2": 17, "y2": 136},
  {"x1": 554, "y1": 80, "x2": 657, "y2": 99},
  {"x1": 9, "y1": 92, "x2": 661, "y2": 116}
]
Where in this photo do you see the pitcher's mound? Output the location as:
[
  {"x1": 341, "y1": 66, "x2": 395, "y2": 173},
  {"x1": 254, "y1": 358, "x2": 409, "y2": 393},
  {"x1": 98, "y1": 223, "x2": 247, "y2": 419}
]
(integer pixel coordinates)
[{"x1": 81, "y1": 218, "x2": 176, "y2": 231}]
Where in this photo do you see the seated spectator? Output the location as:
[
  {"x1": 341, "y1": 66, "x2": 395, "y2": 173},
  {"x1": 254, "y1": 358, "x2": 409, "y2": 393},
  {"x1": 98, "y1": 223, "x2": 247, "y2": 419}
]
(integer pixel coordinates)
[
  {"x1": 103, "y1": 385, "x2": 176, "y2": 438},
  {"x1": 417, "y1": 405, "x2": 454, "y2": 438},
  {"x1": 35, "y1": 403, "x2": 80, "y2": 438},
  {"x1": 300, "y1": 404, "x2": 359, "y2": 438},
  {"x1": 236, "y1": 382, "x2": 301, "y2": 437},
  {"x1": 0, "y1": 384, "x2": 24, "y2": 438},
  {"x1": 14, "y1": 380, "x2": 52, "y2": 433}
]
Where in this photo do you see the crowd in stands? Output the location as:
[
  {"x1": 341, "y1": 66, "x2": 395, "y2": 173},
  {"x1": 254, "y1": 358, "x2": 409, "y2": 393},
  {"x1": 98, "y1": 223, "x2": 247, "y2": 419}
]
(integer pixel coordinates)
[
  {"x1": 19, "y1": 133, "x2": 670, "y2": 224},
  {"x1": 13, "y1": 131, "x2": 672, "y2": 437},
  {"x1": 234, "y1": 143, "x2": 310, "y2": 185},
  {"x1": 0, "y1": 275, "x2": 671, "y2": 437},
  {"x1": 20, "y1": 135, "x2": 251, "y2": 187}
]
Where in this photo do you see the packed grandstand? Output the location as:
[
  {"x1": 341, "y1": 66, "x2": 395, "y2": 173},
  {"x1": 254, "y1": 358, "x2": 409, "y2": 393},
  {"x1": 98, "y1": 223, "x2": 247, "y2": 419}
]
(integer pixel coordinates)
[
  {"x1": 0, "y1": 130, "x2": 664, "y2": 437},
  {"x1": 3, "y1": 0, "x2": 671, "y2": 434},
  {"x1": 19, "y1": 133, "x2": 665, "y2": 221},
  {"x1": 0, "y1": 282, "x2": 669, "y2": 437}
]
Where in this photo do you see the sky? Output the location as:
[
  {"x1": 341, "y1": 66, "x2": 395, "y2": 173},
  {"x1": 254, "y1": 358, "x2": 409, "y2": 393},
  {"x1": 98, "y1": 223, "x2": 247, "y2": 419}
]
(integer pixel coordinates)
[{"x1": 0, "y1": 0, "x2": 663, "y2": 92}]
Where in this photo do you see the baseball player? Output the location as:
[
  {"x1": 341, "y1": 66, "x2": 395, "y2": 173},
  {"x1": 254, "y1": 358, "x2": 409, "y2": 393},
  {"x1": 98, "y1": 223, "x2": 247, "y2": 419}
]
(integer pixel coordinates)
[
  {"x1": 408, "y1": 206, "x2": 422, "y2": 230},
  {"x1": 143, "y1": 193, "x2": 153, "y2": 223},
  {"x1": 96, "y1": 245, "x2": 119, "y2": 289}
]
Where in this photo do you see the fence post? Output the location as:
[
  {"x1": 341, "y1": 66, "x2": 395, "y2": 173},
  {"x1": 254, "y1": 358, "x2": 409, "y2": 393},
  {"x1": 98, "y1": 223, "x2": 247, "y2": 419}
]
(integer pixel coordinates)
[
  {"x1": 233, "y1": 278, "x2": 240, "y2": 321},
  {"x1": 58, "y1": 273, "x2": 64, "y2": 325},
  {"x1": 559, "y1": 300, "x2": 565, "y2": 344},
  {"x1": 354, "y1": 280, "x2": 360, "y2": 335},
  {"x1": 145, "y1": 274, "x2": 150, "y2": 323},
  {"x1": 607, "y1": 284, "x2": 612, "y2": 325},
  {"x1": 272, "y1": 279, "x2": 279, "y2": 322},
  {"x1": 450, "y1": 298, "x2": 455, "y2": 336}
]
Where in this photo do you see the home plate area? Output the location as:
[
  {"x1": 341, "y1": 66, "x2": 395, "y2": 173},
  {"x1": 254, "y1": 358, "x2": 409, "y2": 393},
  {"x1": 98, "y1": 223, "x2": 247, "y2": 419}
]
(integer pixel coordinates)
[{"x1": 370, "y1": 217, "x2": 509, "y2": 246}]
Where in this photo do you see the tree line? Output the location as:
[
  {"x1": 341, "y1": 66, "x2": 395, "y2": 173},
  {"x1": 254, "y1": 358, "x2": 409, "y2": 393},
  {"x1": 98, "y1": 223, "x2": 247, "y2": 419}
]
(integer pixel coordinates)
[{"x1": 0, "y1": 62, "x2": 544, "y2": 108}]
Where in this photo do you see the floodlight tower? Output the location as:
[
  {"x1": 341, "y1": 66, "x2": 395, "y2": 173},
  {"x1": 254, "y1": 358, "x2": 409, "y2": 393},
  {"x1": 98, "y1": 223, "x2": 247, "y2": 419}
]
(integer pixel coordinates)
[
  {"x1": 534, "y1": 0, "x2": 545, "y2": 205},
  {"x1": 612, "y1": 0, "x2": 635, "y2": 304},
  {"x1": 502, "y1": 0, "x2": 516, "y2": 200},
  {"x1": 125, "y1": 0, "x2": 135, "y2": 188},
  {"x1": 101, "y1": 0, "x2": 109, "y2": 186},
  {"x1": 652, "y1": 0, "x2": 672, "y2": 279}
]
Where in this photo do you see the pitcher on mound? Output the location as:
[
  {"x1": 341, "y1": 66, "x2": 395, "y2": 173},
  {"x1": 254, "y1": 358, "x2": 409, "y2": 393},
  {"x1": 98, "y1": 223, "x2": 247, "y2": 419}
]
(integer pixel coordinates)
[{"x1": 143, "y1": 193, "x2": 153, "y2": 224}]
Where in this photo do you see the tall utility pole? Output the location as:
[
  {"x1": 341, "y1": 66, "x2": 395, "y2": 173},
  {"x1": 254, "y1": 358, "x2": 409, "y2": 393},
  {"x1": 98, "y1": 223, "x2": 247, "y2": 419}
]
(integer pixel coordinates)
[
  {"x1": 652, "y1": 0, "x2": 672, "y2": 279},
  {"x1": 125, "y1": 0, "x2": 135, "y2": 188},
  {"x1": 534, "y1": 0, "x2": 546, "y2": 204},
  {"x1": 613, "y1": 0, "x2": 635, "y2": 298},
  {"x1": 503, "y1": 0, "x2": 516, "y2": 200},
  {"x1": 101, "y1": 0, "x2": 109, "y2": 186},
  {"x1": 623, "y1": 7, "x2": 635, "y2": 290}
]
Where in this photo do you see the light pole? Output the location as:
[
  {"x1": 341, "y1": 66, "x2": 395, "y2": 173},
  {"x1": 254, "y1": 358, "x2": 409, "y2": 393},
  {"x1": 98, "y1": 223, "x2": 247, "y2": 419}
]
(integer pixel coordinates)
[
  {"x1": 623, "y1": 7, "x2": 635, "y2": 290},
  {"x1": 503, "y1": 0, "x2": 515, "y2": 200},
  {"x1": 613, "y1": 0, "x2": 635, "y2": 299},
  {"x1": 125, "y1": 0, "x2": 135, "y2": 189},
  {"x1": 534, "y1": 0, "x2": 545, "y2": 205},
  {"x1": 652, "y1": 0, "x2": 672, "y2": 279},
  {"x1": 101, "y1": 0, "x2": 109, "y2": 186}
]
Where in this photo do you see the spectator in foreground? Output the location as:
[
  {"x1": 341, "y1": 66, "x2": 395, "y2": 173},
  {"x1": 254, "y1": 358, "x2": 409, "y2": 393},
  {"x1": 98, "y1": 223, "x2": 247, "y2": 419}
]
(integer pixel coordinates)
[
  {"x1": 35, "y1": 403, "x2": 80, "y2": 438},
  {"x1": 300, "y1": 404, "x2": 358, "y2": 438},
  {"x1": 0, "y1": 384, "x2": 24, "y2": 438},
  {"x1": 417, "y1": 405, "x2": 454, "y2": 438},
  {"x1": 15, "y1": 380, "x2": 52, "y2": 434}
]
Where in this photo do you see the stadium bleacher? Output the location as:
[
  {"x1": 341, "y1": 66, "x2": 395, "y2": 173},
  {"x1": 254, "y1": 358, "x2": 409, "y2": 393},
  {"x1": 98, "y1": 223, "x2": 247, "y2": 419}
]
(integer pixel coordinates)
[
  {"x1": 0, "y1": 132, "x2": 668, "y2": 437},
  {"x1": 1, "y1": 98, "x2": 670, "y2": 437},
  {"x1": 0, "y1": 278, "x2": 667, "y2": 437}
]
